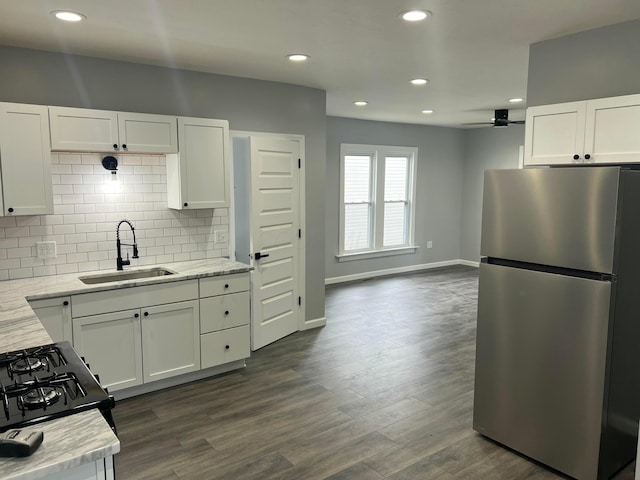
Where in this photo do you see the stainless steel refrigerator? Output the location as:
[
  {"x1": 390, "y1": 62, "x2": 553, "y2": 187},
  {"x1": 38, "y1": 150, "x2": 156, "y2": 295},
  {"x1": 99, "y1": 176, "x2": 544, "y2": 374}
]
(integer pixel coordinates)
[{"x1": 473, "y1": 166, "x2": 640, "y2": 480}]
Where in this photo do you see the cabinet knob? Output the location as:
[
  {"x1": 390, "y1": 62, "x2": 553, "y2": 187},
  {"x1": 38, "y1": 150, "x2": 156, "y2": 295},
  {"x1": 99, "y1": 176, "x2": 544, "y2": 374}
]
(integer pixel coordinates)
[
  {"x1": 134, "y1": 313, "x2": 139, "y2": 318},
  {"x1": 122, "y1": 144, "x2": 127, "y2": 149},
  {"x1": 63, "y1": 300, "x2": 69, "y2": 306},
  {"x1": 584, "y1": 154, "x2": 591, "y2": 160},
  {"x1": 113, "y1": 144, "x2": 118, "y2": 149},
  {"x1": 225, "y1": 345, "x2": 230, "y2": 350},
  {"x1": 144, "y1": 311, "x2": 149, "y2": 317},
  {"x1": 225, "y1": 310, "x2": 229, "y2": 315},
  {"x1": 224, "y1": 284, "x2": 229, "y2": 289},
  {"x1": 183, "y1": 202, "x2": 188, "y2": 207},
  {"x1": 7, "y1": 208, "x2": 13, "y2": 213},
  {"x1": 573, "y1": 154, "x2": 580, "y2": 160}
]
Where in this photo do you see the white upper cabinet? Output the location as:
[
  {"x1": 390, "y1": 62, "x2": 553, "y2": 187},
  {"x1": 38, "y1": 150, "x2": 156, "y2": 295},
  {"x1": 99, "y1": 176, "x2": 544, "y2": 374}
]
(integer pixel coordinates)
[
  {"x1": 524, "y1": 102, "x2": 586, "y2": 166},
  {"x1": 167, "y1": 117, "x2": 231, "y2": 210},
  {"x1": 49, "y1": 106, "x2": 177, "y2": 154},
  {"x1": 584, "y1": 95, "x2": 640, "y2": 164},
  {"x1": 0, "y1": 102, "x2": 53, "y2": 216},
  {"x1": 525, "y1": 94, "x2": 640, "y2": 166}
]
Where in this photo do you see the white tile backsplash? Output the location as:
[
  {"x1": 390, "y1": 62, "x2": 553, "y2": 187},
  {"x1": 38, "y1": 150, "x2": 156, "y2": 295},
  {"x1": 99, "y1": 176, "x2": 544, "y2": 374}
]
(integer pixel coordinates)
[{"x1": 0, "y1": 153, "x2": 229, "y2": 280}]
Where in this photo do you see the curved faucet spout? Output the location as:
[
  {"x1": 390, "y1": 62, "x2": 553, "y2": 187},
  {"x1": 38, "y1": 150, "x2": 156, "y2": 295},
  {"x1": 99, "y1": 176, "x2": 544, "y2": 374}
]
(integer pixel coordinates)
[{"x1": 116, "y1": 220, "x2": 139, "y2": 270}]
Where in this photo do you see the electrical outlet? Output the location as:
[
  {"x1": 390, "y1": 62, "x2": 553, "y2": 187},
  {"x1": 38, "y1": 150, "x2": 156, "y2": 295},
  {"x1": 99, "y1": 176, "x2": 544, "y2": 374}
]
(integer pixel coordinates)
[
  {"x1": 427, "y1": 240, "x2": 433, "y2": 249},
  {"x1": 36, "y1": 241, "x2": 57, "y2": 259},
  {"x1": 214, "y1": 231, "x2": 229, "y2": 244}
]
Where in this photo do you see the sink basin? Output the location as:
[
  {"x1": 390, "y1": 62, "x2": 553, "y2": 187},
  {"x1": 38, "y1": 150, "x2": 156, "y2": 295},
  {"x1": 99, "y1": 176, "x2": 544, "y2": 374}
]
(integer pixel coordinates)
[{"x1": 79, "y1": 267, "x2": 176, "y2": 285}]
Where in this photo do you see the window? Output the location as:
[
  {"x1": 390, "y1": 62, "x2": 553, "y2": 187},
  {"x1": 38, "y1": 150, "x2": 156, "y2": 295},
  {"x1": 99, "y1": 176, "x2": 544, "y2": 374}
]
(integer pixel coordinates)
[{"x1": 339, "y1": 144, "x2": 417, "y2": 260}]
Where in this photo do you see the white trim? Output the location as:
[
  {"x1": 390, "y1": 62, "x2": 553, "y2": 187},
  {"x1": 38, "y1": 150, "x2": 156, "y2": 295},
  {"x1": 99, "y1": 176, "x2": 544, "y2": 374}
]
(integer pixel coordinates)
[
  {"x1": 336, "y1": 245, "x2": 418, "y2": 262},
  {"x1": 325, "y1": 259, "x2": 477, "y2": 285},
  {"x1": 459, "y1": 259, "x2": 480, "y2": 268},
  {"x1": 302, "y1": 316, "x2": 326, "y2": 330}
]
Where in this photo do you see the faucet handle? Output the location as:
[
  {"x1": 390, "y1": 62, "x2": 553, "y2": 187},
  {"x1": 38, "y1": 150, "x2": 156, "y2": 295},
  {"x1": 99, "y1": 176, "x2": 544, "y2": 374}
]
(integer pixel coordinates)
[{"x1": 132, "y1": 244, "x2": 139, "y2": 259}]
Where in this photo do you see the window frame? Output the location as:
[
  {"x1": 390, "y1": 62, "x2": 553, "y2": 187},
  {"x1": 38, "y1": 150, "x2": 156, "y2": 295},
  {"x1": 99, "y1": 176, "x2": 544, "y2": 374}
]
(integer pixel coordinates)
[{"x1": 338, "y1": 143, "x2": 418, "y2": 260}]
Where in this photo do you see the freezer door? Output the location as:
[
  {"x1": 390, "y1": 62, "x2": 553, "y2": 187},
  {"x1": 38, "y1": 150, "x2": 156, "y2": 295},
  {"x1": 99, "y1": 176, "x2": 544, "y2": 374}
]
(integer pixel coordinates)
[
  {"x1": 473, "y1": 263, "x2": 612, "y2": 480},
  {"x1": 481, "y1": 167, "x2": 619, "y2": 273}
]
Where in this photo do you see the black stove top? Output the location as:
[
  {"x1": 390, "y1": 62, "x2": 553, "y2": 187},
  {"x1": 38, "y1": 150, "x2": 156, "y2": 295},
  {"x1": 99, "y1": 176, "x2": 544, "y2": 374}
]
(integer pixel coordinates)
[{"x1": 0, "y1": 342, "x2": 115, "y2": 433}]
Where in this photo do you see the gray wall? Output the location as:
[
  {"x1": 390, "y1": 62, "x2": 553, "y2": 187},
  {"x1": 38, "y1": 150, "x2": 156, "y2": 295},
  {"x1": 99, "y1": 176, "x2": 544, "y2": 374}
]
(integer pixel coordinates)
[
  {"x1": 527, "y1": 18, "x2": 640, "y2": 106},
  {"x1": 460, "y1": 125, "x2": 525, "y2": 262},
  {"x1": 0, "y1": 45, "x2": 326, "y2": 323},
  {"x1": 325, "y1": 116, "x2": 465, "y2": 280}
]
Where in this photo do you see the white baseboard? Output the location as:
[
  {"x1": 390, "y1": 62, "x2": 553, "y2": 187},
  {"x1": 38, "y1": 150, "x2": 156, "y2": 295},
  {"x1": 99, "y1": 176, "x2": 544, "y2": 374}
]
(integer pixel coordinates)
[
  {"x1": 325, "y1": 259, "x2": 478, "y2": 285},
  {"x1": 302, "y1": 316, "x2": 326, "y2": 330}
]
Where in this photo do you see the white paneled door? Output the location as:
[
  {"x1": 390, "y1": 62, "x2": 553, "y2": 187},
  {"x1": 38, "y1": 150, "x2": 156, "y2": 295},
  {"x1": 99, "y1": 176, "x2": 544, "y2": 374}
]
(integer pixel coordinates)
[{"x1": 249, "y1": 137, "x2": 301, "y2": 350}]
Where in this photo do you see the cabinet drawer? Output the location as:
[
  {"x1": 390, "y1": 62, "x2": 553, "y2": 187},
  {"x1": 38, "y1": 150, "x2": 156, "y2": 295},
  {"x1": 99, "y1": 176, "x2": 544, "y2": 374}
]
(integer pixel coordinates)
[
  {"x1": 200, "y1": 292, "x2": 249, "y2": 334},
  {"x1": 199, "y1": 273, "x2": 249, "y2": 297},
  {"x1": 72, "y1": 279, "x2": 198, "y2": 318},
  {"x1": 201, "y1": 325, "x2": 249, "y2": 369}
]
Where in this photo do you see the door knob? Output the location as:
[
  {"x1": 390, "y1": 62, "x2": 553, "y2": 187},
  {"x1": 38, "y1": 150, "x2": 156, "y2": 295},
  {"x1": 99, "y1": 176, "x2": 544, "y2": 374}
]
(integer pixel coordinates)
[{"x1": 254, "y1": 252, "x2": 270, "y2": 260}]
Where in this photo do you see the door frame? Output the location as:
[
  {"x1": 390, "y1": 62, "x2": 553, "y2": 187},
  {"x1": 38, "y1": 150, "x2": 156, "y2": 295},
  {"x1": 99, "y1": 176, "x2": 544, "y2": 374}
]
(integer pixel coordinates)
[{"x1": 230, "y1": 130, "x2": 306, "y2": 334}]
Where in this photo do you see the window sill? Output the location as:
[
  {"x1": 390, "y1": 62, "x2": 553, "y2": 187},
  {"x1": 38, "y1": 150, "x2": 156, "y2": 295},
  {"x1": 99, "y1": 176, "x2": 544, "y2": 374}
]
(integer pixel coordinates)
[{"x1": 336, "y1": 246, "x2": 419, "y2": 262}]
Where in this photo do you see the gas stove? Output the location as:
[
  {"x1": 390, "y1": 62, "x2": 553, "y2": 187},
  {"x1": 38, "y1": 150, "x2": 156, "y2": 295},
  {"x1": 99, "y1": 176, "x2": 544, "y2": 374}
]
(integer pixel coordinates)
[{"x1": 0, "y1": 342, "x2": 115, "y2": 433}]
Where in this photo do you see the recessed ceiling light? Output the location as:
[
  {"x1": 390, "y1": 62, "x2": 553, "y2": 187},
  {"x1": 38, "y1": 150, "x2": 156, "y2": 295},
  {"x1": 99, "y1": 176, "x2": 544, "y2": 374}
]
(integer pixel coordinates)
[
  {"x1": 411, "y1": 78, "x2": 429, "y2": 86},
  {"x1": 401, "y1": 10, "x2": 431, "y2": 22},
  {"x1": 509, "y1": 98, "x2": 524, "y2": 103},
  {"x1": 51, "y1": 10, "x2": 86, "y2": 22},
  {"x1": 288, "y1": 54, "x2": 309, "y2": 62},
  {"x1": 421, "y1": 110, "x2": 434, "y2": 114},
  {"x1": 354, "y1": 101, "x2": 368, "y2": 107}
]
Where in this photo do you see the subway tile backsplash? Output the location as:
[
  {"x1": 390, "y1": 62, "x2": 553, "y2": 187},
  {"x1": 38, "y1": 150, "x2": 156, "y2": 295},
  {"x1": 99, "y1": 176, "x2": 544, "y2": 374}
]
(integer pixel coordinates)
[{"x1": 0, "y1": 153, "x2": 229, "y2": 280}]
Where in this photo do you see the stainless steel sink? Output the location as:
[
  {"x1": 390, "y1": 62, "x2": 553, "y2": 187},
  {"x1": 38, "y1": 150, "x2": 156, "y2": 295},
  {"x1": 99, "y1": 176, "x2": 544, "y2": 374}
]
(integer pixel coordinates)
[{"x1": 79, "y1": 267, "x2": 176, "y2": 285}]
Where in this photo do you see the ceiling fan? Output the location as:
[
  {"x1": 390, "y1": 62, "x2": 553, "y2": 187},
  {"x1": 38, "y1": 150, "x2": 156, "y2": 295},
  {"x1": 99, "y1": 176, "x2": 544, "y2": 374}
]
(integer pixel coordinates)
[{"x1": 463, "y1": 109, "x2": 525, "y2": 128}]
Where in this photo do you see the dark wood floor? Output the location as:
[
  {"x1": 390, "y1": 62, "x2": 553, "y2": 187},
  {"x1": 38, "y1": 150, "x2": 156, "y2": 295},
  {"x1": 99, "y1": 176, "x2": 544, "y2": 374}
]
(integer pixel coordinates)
[{"x1": 113, "y1": 266, "x2": 636, "y2": 479}]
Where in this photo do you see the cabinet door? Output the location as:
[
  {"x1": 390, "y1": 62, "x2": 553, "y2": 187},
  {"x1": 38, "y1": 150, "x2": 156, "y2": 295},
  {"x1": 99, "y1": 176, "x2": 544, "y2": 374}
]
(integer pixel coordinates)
[
  {"x1": 0, "y1": 103, "x2": 53, "y2": 215},
  {"x1": 117, "y1": 112, "x2": 178, "y2": 154},
  {"x1": 141, "y1": 300, "x2": 200, "y2": 383},
  {"x1": 29, "y1": 296, "x2": 72, "y2": 343},
  {"x1": 49, "y1": 106, "x2": 119, "y2": 152},
  {"x1": 201, "y1": 325, "x2": 249, "y2": 369},
  {"x1": 73, "y1": 309, "x2": 142, "y2": 391},
  {"x1": 524, "y1": 102, "x2": 586, "y2": 166},
  {"x1": 167, "y1": 117, "x2": 230, "y2": 209},
  {"x1": 584, "y1": 94, "x2": 640, "y2": 164}
]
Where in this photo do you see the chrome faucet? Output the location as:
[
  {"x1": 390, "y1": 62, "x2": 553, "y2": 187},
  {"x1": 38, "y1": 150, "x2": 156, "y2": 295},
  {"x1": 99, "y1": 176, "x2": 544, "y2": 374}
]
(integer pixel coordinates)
[{"x1": 116, "y1": 220, "x2": 139, "y2": 270}]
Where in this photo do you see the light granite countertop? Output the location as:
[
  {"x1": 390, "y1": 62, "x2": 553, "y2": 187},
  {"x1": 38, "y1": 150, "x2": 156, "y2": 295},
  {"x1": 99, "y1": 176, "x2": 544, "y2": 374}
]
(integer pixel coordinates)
[{"x1": 0, "y1": 258, "x2": 252, "y2": 479}]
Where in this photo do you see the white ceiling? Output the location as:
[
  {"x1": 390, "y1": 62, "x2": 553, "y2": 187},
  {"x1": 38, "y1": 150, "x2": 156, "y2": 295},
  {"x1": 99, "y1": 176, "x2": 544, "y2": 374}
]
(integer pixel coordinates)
[{"x1": 1, "y1": 0, "x2": 640, "y2": 128}]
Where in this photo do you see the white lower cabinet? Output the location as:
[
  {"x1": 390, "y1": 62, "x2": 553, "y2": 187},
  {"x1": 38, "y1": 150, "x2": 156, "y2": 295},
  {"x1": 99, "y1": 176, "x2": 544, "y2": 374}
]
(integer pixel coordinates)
[
  {"x1": 68, "y1": 275, "x2": 249, "y2": 393},
  {"x1": 141, "y1": 300, "x2": 200, "y2": 383},
  {"x1": 201, "y1": 325, "x2": 250, "y2": 369},
  {"x1": 73, "y1": 309, "x2": 143, "y2": 391},
  {"x1": 29, "y1": 296, "x2": 72, "y2": 343},
  {"x1": 199, "y1": 273, "x2": 250, "y2": 369}
]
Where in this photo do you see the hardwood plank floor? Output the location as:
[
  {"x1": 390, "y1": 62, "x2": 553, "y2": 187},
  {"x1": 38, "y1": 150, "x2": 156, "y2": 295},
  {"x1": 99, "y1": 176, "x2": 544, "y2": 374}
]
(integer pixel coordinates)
[{"x1": 113, "y1": 266, "x2": 636, "y2": 479}]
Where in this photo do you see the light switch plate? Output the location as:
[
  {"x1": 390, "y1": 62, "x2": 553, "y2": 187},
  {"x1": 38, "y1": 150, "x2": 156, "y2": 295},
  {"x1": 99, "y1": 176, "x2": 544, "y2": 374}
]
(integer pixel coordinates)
[{"x1": 36, "y1": 241, "x2": 57, "y2": 259}]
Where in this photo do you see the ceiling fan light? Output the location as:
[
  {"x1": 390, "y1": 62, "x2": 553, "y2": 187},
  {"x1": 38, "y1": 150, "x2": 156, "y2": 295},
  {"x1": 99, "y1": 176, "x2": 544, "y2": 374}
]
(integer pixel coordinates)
[
  {"x1": 509, "y1": 97, "x2": 524, "y2": 103},
  {"x1": 411, "y1": 78, "x2": 429, "y2": 86},
  {"x1": 354, "y1": 101, "x2": 368, "y2": 106},
  {"x1": 421, "y1": 109, "x2": 434, "y2": 114}
]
